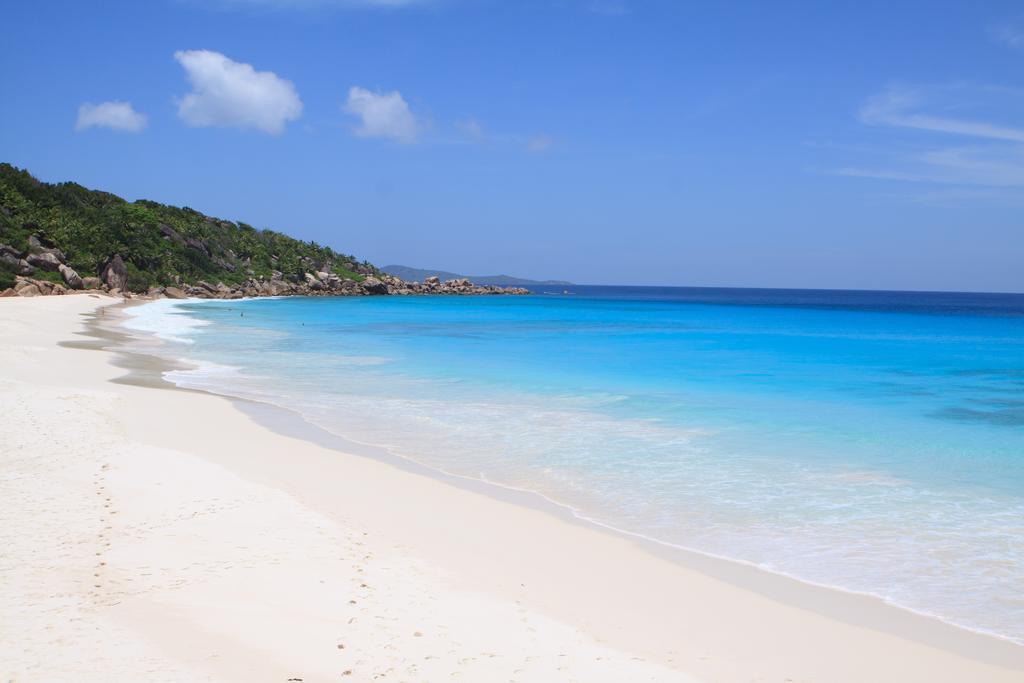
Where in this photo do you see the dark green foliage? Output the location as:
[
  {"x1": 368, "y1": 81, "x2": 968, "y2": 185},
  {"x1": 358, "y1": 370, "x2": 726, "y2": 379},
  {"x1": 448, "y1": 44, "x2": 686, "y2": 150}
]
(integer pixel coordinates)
[
  {"x1": 0, "y1": 163, "x2": 373, "y2": 292},
  {"x1": 0, "y1": 261, "x2": 14, "y2": 290}
]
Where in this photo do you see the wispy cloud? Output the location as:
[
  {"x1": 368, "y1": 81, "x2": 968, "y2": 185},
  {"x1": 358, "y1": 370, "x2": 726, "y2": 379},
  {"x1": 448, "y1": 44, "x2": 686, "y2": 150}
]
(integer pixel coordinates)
[
  {"x1": 834, "y1": 84, "x2": 1024, "y2": 195},
  {"x1": 835, "y1": 145, "x2": 1024, "y2": 189},
  {"x1": 75, "y1": 101, "x2": 147, "y2": 133},
  {"x1": 344, "y1": 86, "x2": 421, "y2": 143},
  {"x1": 859, "y1": 86, "x2": 1024, "y2": 142},
  {"x1": 174, "y1": 50, "x2": 303, "y2": 134}
]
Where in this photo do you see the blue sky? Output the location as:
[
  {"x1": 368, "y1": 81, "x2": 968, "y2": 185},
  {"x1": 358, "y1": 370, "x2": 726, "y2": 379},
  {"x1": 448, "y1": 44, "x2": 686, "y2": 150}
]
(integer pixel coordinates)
[{"x1": 2, "y1": 0, "x2": 1023, "y2": 291}]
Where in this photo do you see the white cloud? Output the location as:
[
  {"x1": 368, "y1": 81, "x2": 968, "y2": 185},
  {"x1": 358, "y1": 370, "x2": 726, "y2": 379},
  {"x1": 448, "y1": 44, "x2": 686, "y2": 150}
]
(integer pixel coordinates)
[
  {"x1": 526, "y1": 135, "x2": 554, "y2": 153},
  {"x1": 174, "y1": 50, "x2": 302, "y2": 134},
  {"x1": 859, "y1": 86, "x2": 1024, "y2": 142},
  {"x1": 344, "y1": 86, "x2": 420, "y2": 143},
  {"x1": 74, "y1": 101, "x2": 147, "y2": 133}
]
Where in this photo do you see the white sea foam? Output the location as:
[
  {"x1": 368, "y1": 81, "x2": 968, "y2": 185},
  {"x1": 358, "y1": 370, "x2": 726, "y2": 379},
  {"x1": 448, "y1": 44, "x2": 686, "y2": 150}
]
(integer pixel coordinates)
[
  {"x1": 165, "y1": 358, "x2": 248, "y2": 386},
  {"x1": 121, "y1": 299, "x2": 210, "y2": 344}
]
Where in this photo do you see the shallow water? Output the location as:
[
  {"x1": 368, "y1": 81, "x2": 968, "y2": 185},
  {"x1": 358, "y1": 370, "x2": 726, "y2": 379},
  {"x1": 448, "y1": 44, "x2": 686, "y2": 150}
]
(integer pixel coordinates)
[{"x1": 122, "y1": 286, "x2": 1024, "y2": 642}]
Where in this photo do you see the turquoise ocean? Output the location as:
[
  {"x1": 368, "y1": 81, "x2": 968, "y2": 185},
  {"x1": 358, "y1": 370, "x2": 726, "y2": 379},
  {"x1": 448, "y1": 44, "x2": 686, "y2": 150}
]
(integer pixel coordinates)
[{"x1": 122, "y1": 286, "x2": 1024, "y2": 643}]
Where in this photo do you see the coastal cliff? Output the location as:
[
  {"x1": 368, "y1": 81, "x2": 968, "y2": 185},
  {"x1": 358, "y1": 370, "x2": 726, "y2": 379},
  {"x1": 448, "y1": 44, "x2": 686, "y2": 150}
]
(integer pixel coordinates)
[{"x1": 0, "y1": 164, "x2": 527, "y2": 299}]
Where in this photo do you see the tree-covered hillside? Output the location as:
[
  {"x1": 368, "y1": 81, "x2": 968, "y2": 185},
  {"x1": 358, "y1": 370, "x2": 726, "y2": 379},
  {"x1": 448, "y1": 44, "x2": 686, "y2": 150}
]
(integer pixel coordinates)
[{"x1": 0, "y1": 163, "x2": 375, "y2": 292}]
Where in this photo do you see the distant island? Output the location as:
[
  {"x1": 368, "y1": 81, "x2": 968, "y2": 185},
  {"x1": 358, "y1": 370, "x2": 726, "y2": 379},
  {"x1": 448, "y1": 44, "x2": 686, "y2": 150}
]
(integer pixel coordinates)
[
  {"x1": 383, "y1": 265, "x2": 571, "y2": 287},
  {"x1": 0, "y1": 164, "x2": 526, "y2": 298}
]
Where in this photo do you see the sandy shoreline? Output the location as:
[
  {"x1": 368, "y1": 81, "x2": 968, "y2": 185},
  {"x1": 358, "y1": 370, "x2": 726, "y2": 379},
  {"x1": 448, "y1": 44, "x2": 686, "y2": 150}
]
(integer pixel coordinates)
[{"x1": 3, "y1": 295, "x2": 1023, "y2": 682}]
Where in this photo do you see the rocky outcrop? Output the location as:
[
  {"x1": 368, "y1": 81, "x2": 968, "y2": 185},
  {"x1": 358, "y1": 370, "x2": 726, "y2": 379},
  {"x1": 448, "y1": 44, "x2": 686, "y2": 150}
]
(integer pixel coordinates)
[
  {"x1": 13, "y1": 280, "x2": 41, "y2": 297},
  {"x1": 163, "y1": 286, "x2": 187, "y2": 299},
  {"x1": 0, "y1": 247, "x2": 34, "y2": 276},
  {"x1": 100, "y1": 254, "x2": 128, "y2": 291},
  {"x1": 158, "y1": 223, "x2": 186, "y2": 246},
  {"x1": 130, "y1": 271, "x2": 529, "y2": 301},
  {"x1": 26, "y1": 251, "x2": 62, "y2": 271},
  {"x1": 0, "y1": 236, "x2": 529, "y2": 300},
  {"x1": 28, "y1": 235, "x2": 66, "y2": 262},
  {"x1": 360, "y1": 276, "x2": 389, "y2": 295},
  {"x1": 388, "y1": 274, "x2": 528, "y2": 297},
  {"x1": 185, "y1": 237, "x2": 209, "y2": 256},
  {"x1": 0, "y1": 270, "x2": 529, "y2": 300},
  {"x1": 59, "y1": 264, "x2": 83, "y2": 289}
]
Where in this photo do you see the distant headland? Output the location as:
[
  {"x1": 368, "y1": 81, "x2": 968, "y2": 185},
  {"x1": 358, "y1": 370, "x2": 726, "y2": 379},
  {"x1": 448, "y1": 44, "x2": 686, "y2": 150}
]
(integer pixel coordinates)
[
  {"x1": 383, "y1": 265, "x2": 571, "y2": 287},
  {"x1": 0, "y1": 164, "x2": 526, "y2": 299}
]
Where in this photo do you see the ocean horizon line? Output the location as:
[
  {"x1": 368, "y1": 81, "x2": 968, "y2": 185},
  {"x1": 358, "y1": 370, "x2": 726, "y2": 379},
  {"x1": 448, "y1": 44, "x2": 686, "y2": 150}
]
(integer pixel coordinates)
[{"x1": 527, "y1": 282, "x2": 1024, "y2": 297}]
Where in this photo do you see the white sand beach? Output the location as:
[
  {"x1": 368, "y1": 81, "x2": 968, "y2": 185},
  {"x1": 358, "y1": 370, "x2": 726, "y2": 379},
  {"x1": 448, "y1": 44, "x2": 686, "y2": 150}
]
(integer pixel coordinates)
[{"x1": 2, "y1": 294, "x2": 1023, "y2": 683}]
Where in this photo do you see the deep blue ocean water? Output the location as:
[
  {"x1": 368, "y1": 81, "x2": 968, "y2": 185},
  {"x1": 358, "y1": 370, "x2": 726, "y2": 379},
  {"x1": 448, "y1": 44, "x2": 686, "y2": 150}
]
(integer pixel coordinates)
[{"x1": 124, "y1": 286, "x2": 1024, "y2": 642}]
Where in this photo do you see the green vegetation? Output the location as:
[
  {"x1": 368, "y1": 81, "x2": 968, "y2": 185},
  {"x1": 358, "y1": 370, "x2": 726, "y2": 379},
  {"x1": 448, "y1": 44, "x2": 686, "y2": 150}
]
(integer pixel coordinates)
[{"x1": 0, "y1": 163, "x2": 375, "y2": 292}]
